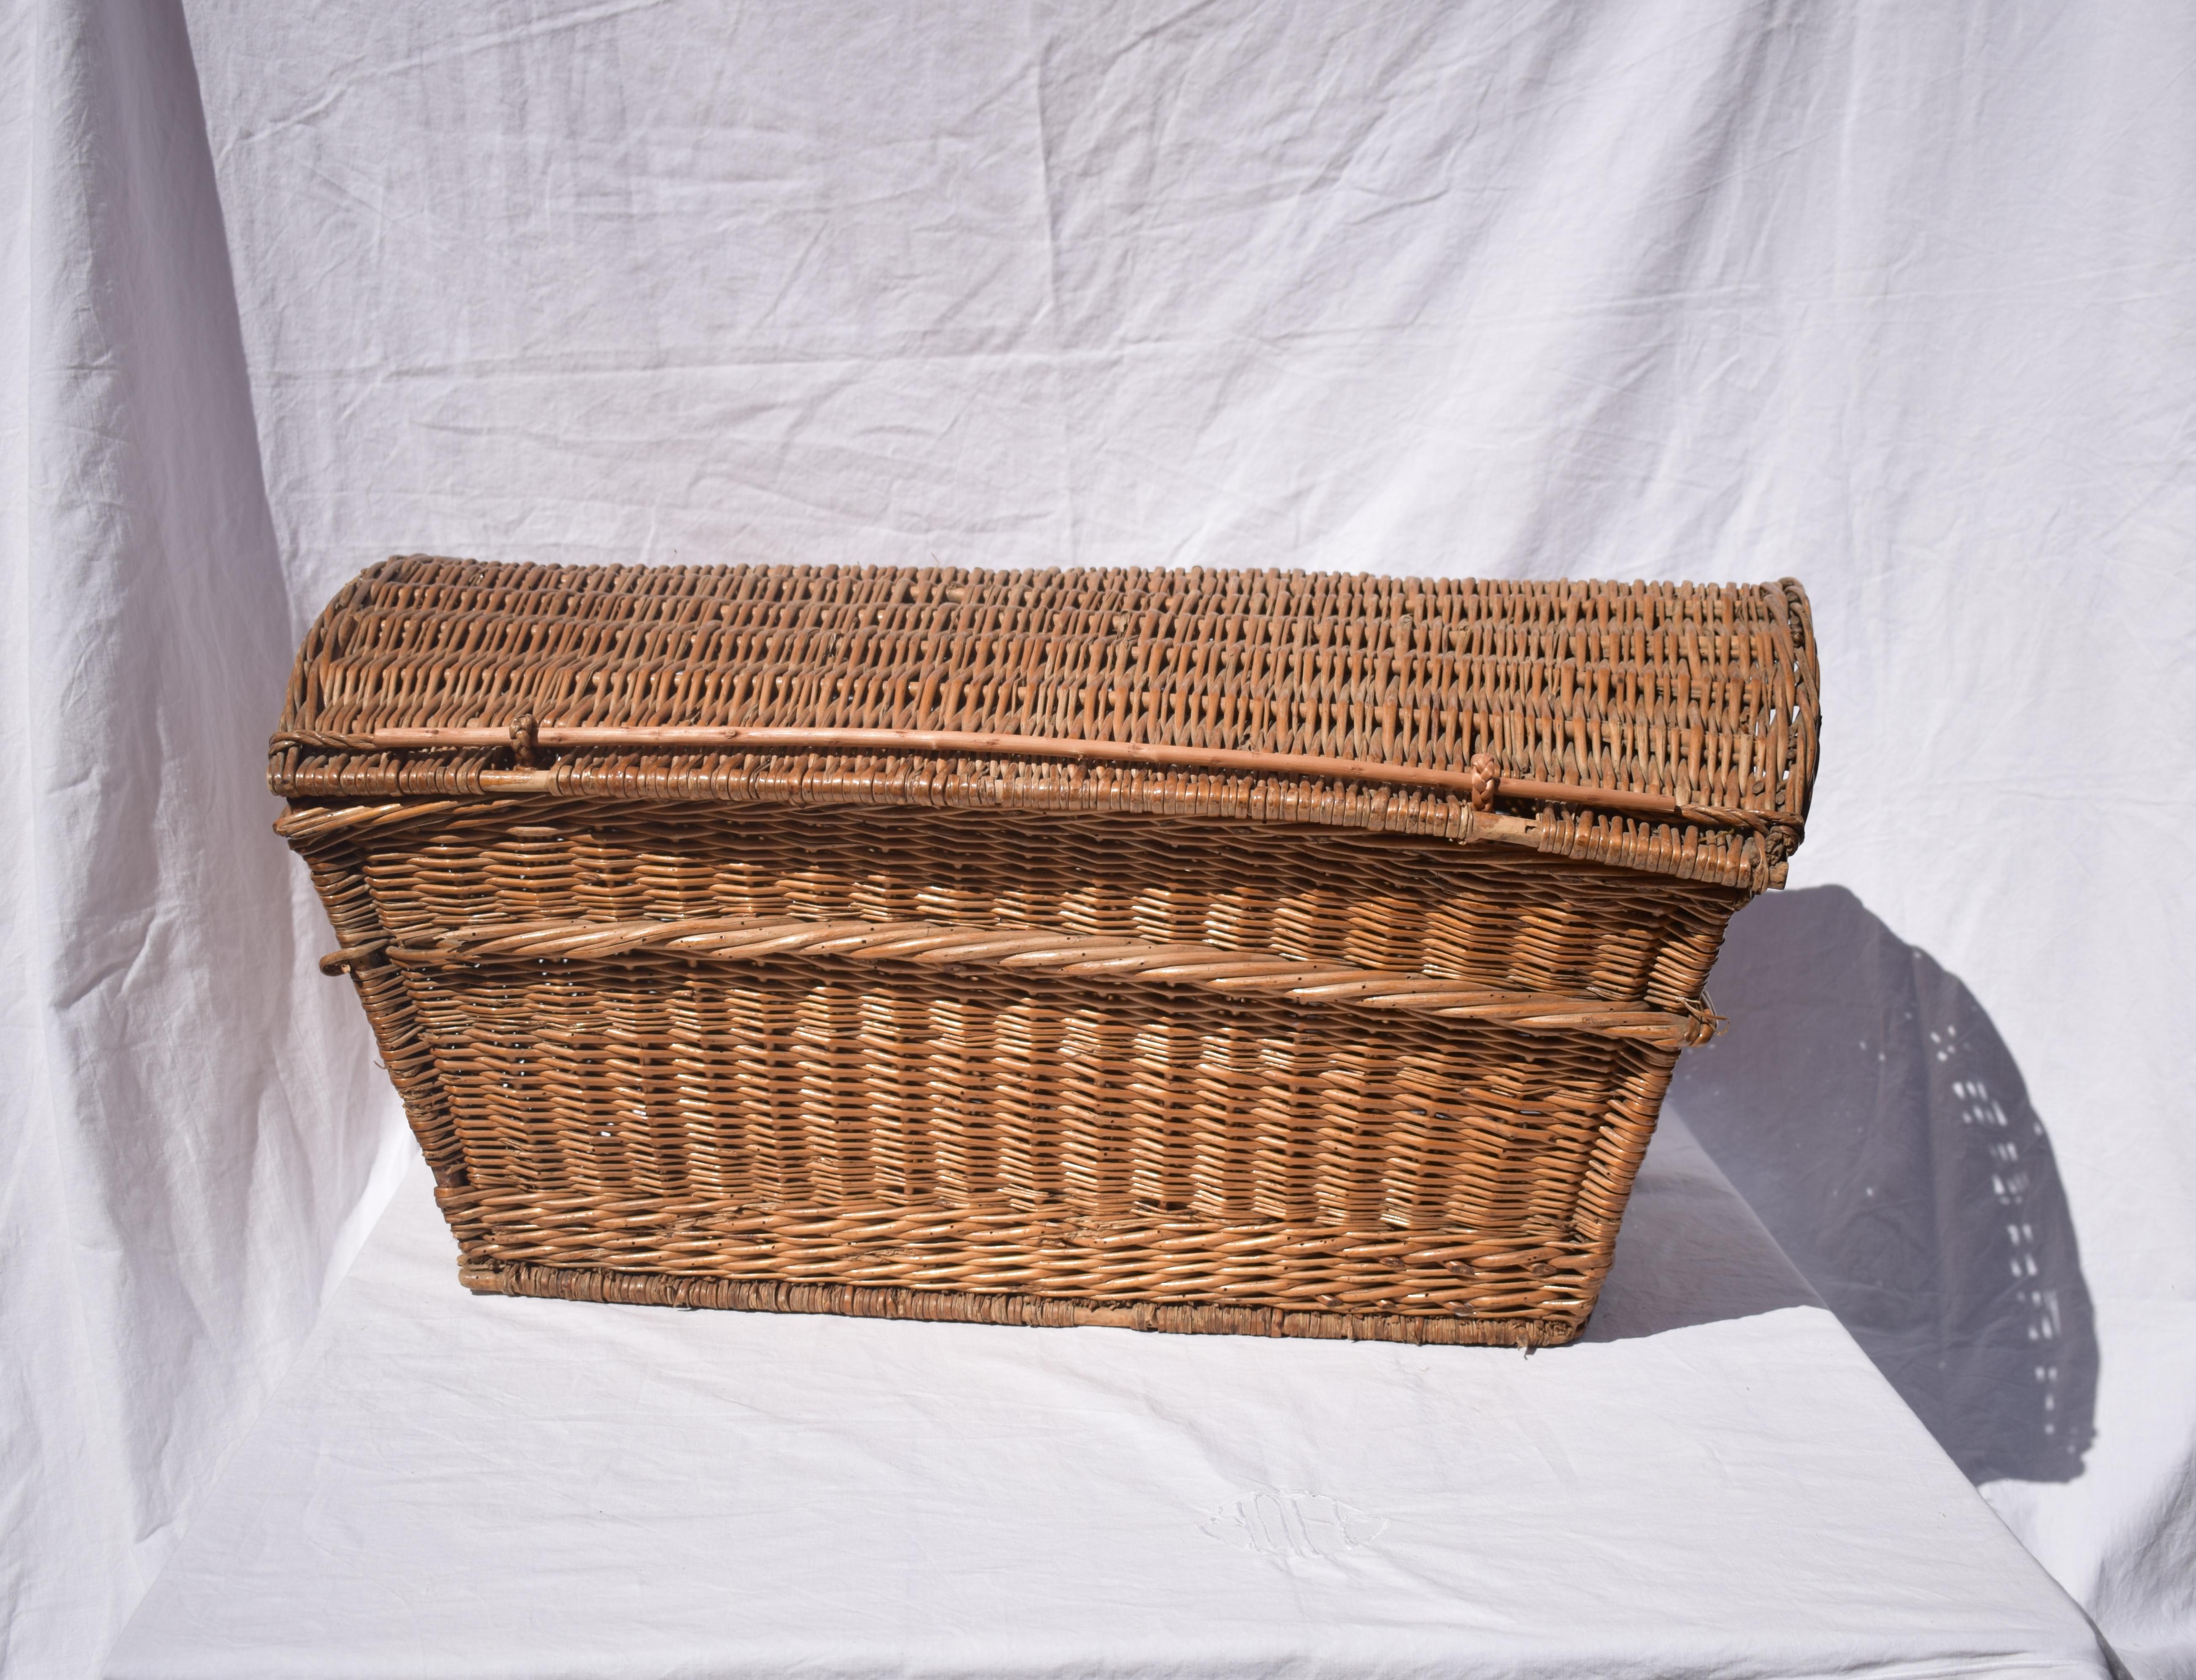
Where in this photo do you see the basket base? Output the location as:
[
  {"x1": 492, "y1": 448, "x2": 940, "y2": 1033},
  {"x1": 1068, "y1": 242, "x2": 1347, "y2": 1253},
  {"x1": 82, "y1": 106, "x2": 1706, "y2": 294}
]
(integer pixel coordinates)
[{"x1": 458, "y1": 1261, "x2": 1582, "y2": 1348}]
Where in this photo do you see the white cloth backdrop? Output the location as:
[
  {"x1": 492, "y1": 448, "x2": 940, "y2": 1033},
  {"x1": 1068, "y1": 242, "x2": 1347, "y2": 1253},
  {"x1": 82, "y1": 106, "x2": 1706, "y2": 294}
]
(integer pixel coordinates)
[
  {"x1": 0, "y1": 6, "x2": 409, "y2": 1677},
  {"x1": 3, "y1": 0, "x2": 2193, "y2": 1673}
]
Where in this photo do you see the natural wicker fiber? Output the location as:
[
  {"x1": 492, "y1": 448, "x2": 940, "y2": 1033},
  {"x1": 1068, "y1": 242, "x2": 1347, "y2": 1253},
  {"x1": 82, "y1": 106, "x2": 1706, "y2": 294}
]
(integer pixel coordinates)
[{"x1": 273, "y1": 557, "x2": 1820, "y2": 1346}]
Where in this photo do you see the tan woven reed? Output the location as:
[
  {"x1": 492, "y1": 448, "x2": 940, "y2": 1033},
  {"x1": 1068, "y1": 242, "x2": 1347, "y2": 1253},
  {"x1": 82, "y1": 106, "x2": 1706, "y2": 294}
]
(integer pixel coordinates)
[{"x1": 273, "y1": 557, "x2": 1820, "y2": 1346}]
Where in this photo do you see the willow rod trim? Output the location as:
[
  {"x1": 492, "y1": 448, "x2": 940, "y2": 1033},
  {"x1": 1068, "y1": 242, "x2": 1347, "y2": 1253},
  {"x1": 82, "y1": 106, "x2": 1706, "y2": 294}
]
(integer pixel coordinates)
[
  {"x1": 348, "y1": 723, "x2": 1794, "y2": 836},
  {"x1": 318, "y1": 912, "x2": 1718, "y2": 1046}
]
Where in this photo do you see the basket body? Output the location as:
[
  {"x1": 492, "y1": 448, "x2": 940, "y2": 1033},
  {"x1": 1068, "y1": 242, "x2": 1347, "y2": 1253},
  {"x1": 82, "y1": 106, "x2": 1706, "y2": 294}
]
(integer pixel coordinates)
[{"x1": 273, "y1": 558, "x2": 1819, "y2": 1346}]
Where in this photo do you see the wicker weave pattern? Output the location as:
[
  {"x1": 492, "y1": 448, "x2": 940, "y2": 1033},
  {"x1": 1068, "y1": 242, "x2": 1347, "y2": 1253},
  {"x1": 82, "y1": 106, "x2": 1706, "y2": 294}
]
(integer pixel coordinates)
[
  {"x1": 273, "y1": 557, "x2": 1818, "y2": 890},
  {"x1": 274, "y1": 559, "x2": 1819, "y2": 1345}
]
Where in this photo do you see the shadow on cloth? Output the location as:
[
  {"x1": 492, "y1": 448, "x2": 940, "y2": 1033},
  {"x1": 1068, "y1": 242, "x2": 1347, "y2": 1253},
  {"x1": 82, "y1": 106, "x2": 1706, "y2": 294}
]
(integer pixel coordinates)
[
  {"x1": 1583, "y1": 1110, "x2": 1822, "y2": 1344},
  {"x1": 1659, "y1": 886, "x2": 2098, "y2": 1485}
]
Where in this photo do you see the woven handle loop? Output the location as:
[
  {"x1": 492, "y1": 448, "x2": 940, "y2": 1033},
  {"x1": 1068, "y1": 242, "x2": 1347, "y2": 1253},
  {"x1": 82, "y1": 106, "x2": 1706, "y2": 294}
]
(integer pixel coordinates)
[{"x1": 318, "y1": 937, "x2": 391, "y2": 977}]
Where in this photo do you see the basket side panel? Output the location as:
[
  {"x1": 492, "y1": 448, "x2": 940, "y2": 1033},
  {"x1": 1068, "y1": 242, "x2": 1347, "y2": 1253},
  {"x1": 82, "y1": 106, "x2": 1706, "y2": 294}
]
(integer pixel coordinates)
[
  {"x1": 343, "y1": 801, "x2": 1746, "y2": 1012},
  {"x1": 281, "y1": 798, "x2": 1743, "y2": 1338},
  {"x1": 292, "y1": 841, "x2": 467, "y2": 1186}
]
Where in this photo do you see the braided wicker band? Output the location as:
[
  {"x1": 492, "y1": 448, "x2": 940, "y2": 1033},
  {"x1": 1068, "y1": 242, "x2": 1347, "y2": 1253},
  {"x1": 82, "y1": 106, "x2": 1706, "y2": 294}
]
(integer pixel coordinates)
[
  {"x1": 305, "y1": 723, "x2": 1795, "y2": 841},
  {"x1": 318, "y1": 913, "x2": 1718, "y2": 1047}
]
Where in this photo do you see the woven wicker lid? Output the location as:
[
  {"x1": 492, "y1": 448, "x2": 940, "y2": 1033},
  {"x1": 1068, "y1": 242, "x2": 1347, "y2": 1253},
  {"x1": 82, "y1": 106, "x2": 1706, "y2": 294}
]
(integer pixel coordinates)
[{"x1": 271, "y1": 556, "x2": 1820, "y2": 891}]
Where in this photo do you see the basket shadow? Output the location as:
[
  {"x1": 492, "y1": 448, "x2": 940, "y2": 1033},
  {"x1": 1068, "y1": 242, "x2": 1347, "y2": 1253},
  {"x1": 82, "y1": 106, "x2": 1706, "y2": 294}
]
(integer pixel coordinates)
[
  {"x1": 1654, "y1": 885, "x2": 2098, "y2": 1485},
  {"x1": 1581, "y1": 1107, "x2": 1822, "y2": 1347}
]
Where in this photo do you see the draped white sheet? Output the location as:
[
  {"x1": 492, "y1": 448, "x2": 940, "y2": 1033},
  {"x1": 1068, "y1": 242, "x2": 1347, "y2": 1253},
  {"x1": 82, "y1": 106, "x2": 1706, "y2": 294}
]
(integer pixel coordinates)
[
  {"x1": 0, "y1": 7, "x2": 407, "y2": 1677},
  {"x1": 104, "y1": 1122, "x2": 2111, "y2": 1680},
  {"x1": 3, "y1": 0, "x2": 2192, "y2": 1672}
]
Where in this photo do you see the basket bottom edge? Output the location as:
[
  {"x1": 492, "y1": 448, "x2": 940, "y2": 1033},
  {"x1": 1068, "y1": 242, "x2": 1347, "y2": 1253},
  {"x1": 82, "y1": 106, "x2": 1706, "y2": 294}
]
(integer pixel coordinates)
[{"x1": 456, "y1": 1260, "x2": 1586, "y2": 1348}]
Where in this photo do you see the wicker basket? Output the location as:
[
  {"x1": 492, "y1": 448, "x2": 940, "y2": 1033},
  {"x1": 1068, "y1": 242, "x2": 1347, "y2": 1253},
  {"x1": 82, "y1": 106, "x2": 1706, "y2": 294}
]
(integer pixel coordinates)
[{"x1": 272, "y1": 558, "x2": 1819, "y2": 1347}]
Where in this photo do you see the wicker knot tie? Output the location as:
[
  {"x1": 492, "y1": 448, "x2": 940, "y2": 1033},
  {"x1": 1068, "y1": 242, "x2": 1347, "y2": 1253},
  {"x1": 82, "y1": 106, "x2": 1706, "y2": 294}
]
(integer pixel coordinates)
[
  {"x1": 509, "y1": 713, "x2": 541, "y2": 768},
  {"x1": 1468, "y1": 752, "x2": 1500, "y2": 812}
]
